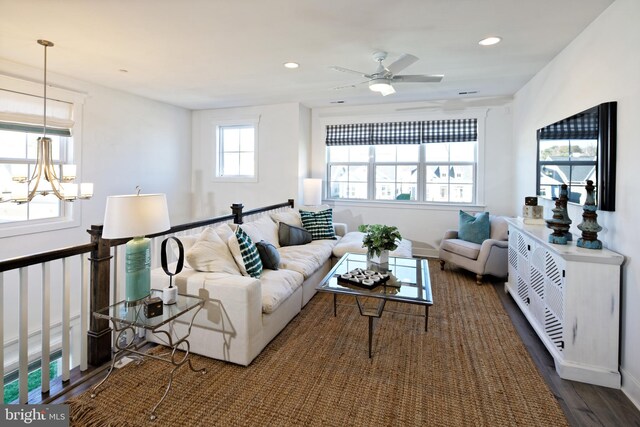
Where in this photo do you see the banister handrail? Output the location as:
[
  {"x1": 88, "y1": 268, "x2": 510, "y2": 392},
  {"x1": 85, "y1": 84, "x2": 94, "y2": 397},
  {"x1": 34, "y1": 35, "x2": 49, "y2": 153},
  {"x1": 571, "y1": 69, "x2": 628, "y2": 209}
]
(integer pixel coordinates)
[{"x1": 0, "y1": 243, "x2": 96, "y2": 273}]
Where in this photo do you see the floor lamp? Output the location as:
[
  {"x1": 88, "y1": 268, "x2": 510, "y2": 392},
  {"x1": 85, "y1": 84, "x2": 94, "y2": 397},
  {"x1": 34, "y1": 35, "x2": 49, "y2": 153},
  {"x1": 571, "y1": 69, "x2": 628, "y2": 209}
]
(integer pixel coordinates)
[{"x1": 102, "y1": 192, "x2": 171, "y2": 302}]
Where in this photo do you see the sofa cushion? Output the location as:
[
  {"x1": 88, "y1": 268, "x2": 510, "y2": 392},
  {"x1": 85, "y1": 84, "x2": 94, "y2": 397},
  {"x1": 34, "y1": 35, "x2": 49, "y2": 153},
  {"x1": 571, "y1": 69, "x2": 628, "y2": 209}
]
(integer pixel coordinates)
[
  {"x1": 239, "y1": 215, "x2": 280, "y2": 248},
  {"x1": 440, "y1": 238, "x2": 482, "y2": 260},
  {"x1": 277, "y1": 240, "x2": 335, "y2": 278},
  {"x1": 185, "y1": 227, "x2": 241, "y2": 275},
  {"x1": 270, "y1": 208, "x2": 303, "y2": 229},
  {"x1": 228, "y1": 226, "x2": 263, "y2": 278},
  {"x1": 300, "y1": 208, "x2": 336, "y2": 240},
  {"x1": 332, "y1": 231, "x2": 412, "y2": 258},
  {"x1": 278, "y1": 222, "x2": 312, "y2": 247},
  {"x1": 459, "y1": 211, "x2": 490, "y2": 244},
  {"x1": 260, "y1": 269, "x2": 304, "y2": 314},
  {"x1": 255, "y1": 240, "x2": 280, "y2": 270}
]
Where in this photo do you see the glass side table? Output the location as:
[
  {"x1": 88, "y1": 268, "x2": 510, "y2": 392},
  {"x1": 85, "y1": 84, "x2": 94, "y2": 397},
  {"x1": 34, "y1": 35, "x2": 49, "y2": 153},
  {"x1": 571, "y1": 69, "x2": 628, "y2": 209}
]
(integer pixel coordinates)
[{"x1": 90, "y1": 289, "x2": 206, "y2": 420}]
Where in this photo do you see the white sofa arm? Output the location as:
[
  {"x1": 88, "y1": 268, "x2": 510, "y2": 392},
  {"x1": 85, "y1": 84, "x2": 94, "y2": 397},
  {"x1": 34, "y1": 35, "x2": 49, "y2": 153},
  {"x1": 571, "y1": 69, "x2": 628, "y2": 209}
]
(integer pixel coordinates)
[
  {"x1": 442, "y1": 229, "x2": 459, "y2": 241},
  {"x1": 333, "y1": 222, "x2": 348, "y2": 237}
]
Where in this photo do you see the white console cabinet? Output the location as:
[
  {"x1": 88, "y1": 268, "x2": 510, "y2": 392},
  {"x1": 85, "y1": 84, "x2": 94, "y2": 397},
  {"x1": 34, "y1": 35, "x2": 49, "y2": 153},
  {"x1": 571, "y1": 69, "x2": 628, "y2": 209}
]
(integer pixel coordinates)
[{"x1": 505, "y1": 218, "x2": 624, "y2": 388}]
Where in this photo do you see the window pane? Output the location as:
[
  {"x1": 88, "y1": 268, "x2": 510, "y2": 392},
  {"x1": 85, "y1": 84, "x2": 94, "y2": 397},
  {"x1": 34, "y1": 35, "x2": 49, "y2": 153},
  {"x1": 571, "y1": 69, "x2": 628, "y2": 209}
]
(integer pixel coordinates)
[
  {"x1": 222, "y1": 128, "x2": 240, "y2": 152},
  {"x1": 222, "y1": 153, "x2": 239, "y2": 175},
  {"x1": 330, "y1": 182, "x2": 347, "y2": 198},
  {"x1": 29, "y1": 195, "x2": 61, "y2": 220},
  {"x1": 426, "y1": 184, "x2": 448, "y2": 202},
  {"x1": 426, "y1": 165, "x2": 447, "y2": 183},
  {"x1": 0, "y1": 202, "x2": 27, "y2": 223},
  {"x1": 329, "y1": 146, "x2": 349, "y2": 162},
  {"x1": 348, "y1": 165, "x2": 367, "y2": 182},
  {"x1": 571, "y1": 139, "x2": 597, "y2": 158},
  {"x1": 424, "y1": 143, "x2": 449, "y2": 162},
  {"x1": 0, "y1": 130, "x2": 27, "y2": 158},
  {"x1": 396, "y1": 145, "x2": 419, "y2": 162},
  {"x1": 239, "y1": 128, "x2": 254, "y2": 152},
  {"x1": 239, "y1": 153, "x2": 254, "y2": 175},
  {"x1": 397, "y1": 165, "x2": 417, "y2": 183},
  {"x1": 330, "y1": 165, "x2": 349, "y2": 182},
  {"x1": 449, "y1": 142, "x2": 475, "y2": 162},
  {"x1": 374, "y1": 145, "x2": 395, "y2": 162},
  {"x1": 539, "y1": 140, "x2": 569, "y2": 161},
  {"x1": 450, "y1": 184, "x2": 473, "y2": 203},
  {"x1": 449, "y1": 165, "x2": 474, "y2": 183},
  {"x1": 376, "y1": 183, "x2": 396, "y2": 200},
  {"x1": 376, "y1": 166, "x2": 395, "y2": 182},
  {"x1": 348, "y1": 183, "x2": 367, "y2": 199},
  {"x1": 396, "y1": 183, "x2": 417, "y2": 200},
  {"x1": 349, "y1": 146, "x2": 369, "y2": 162}
]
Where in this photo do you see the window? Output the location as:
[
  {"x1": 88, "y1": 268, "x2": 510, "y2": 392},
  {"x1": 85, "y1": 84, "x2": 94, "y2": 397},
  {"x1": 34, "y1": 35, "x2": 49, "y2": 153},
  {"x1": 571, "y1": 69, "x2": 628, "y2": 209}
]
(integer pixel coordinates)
[
  {"x1": 0, "y1": 75, "x2": 84, "y2": 236},
  {"x1": 326, "y1": 119, "x2": 478, "y2": 204},
  {"x1": 217, "y1": 125, "x2": 256, "y2": 178},
  {"x1": 0, "y1": 130, "x2": 69, "y2": 223}
]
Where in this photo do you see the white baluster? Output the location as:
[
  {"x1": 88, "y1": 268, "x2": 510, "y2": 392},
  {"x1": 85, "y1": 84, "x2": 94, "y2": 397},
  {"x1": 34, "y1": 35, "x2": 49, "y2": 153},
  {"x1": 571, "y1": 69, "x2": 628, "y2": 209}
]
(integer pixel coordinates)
[
  {"x1": 0, "y1": 273, "x2": 4, "y2": 403},
  {"x1": 41, "y1": 263, "x2": 51, "y2": 393},
  {"x1": 62, "y1": 258, "x2": 71, "y2": 382},
  {"x1": 19, "y1": 267, "x2": 28, "y2": 403}
]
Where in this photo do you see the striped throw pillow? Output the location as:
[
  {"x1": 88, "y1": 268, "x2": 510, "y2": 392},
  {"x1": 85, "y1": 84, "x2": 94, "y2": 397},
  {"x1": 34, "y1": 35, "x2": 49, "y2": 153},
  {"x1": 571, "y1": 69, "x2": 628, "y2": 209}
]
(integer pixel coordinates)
[
  {"x1": 299, "y1": 209, "x2": 337, "y2": 240},
  {"x1": 234, "y1": 226, "x2": 263, "y2": 278}
]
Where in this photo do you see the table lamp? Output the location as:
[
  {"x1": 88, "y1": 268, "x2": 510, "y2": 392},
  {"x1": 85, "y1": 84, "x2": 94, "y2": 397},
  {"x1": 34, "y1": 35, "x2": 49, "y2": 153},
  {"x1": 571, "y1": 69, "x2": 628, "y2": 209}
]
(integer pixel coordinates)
[
  {"x1": 303, "y1": 178, "x2": 322, "y2": 206},
  {"x1": 102, "y1": 192, "x2": 171, "y2": 302}
]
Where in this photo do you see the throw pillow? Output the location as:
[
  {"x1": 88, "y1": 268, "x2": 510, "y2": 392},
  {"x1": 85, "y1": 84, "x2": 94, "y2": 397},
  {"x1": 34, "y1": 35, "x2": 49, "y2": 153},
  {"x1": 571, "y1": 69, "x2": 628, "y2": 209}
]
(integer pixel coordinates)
[
  {"x1": 186, "y1": 227, "x2": 241, "y2": 275},
  {"x1": 239, "y1": 215, "x2": 280, "y2": 248},
  {"x1": 278, "y1": 222, "x2": 312, "y2": 247},
  {"x1": 228, "y1": 226, "x2": 263, "y2": 278},
  {"x1": 299, "y1": 208, "x2": 336, "y2": 240},
  {"x1": 255, "y1": 240, "x2": 280, "y2": 270},
  {"x1": 270, "y1": 208, "x2": 303, "y2": 229},
  {"x1": 458, "y1": 211, "x2": 490, "y2": 244}
]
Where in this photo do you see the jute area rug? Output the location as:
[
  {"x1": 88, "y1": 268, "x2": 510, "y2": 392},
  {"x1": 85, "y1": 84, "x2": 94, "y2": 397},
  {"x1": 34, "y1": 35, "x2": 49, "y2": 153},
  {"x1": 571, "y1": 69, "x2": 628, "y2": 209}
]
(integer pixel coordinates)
[{"x1": 69, "y1": 260, "x2": 568, "y2": 426}]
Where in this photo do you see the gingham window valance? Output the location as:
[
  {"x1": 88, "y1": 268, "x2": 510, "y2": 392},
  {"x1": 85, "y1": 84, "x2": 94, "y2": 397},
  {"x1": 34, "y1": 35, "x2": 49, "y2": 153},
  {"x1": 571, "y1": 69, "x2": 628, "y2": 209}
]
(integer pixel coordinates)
[
  {"x1": 539, "y1": 110, "x2": 598, "y2": 140},
  {"x1": 325, "y1": 118, "x2": 477, "y2": 146}
]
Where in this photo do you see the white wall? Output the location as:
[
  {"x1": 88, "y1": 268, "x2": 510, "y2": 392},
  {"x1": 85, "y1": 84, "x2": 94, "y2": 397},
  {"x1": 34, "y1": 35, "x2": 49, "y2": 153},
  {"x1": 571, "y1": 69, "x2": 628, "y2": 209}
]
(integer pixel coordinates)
[
  {"x1": 0, "y1": 58, "x2": 192, "y2": 373},
  {"x1": 512, "y1": 0, "x2": 640, "y2": 406},
  {"x1": 191, "y1": 102, "x2": 310, "y2": 217},
  {"x1": 310, "y1": 101, "x2": 514, "y2": 256}
]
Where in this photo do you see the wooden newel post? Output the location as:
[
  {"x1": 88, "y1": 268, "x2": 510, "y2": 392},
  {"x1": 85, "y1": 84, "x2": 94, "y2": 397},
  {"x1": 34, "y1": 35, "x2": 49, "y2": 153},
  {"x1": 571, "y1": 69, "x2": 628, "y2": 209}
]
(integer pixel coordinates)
[
  {"x1": 87, "y1": 225, "x2": 113, "y2": 366},
  {"x1": 231, "y1": 203, "x2": 244, "y2": 224},
  {"x1": 288, "y1": 198, "x2": 295, "y2": 208}
]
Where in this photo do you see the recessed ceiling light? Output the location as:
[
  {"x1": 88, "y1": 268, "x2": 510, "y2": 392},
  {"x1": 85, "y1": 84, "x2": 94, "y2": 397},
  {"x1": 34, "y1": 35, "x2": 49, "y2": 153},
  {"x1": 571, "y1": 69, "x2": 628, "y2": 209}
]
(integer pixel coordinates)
[
  {"x1": 479, "y1": 36, "x2": 502, "y2": 46},
  {"x1": 283, "y1": 62, "x2": 299, "y2": 69}
]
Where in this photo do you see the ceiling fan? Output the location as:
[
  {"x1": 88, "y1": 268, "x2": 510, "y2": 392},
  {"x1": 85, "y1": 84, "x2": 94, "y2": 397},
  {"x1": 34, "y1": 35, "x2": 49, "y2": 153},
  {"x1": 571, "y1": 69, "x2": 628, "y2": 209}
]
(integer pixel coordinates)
[{"x1": 330, "y1": 51, "x2": 443, "y2": 96}]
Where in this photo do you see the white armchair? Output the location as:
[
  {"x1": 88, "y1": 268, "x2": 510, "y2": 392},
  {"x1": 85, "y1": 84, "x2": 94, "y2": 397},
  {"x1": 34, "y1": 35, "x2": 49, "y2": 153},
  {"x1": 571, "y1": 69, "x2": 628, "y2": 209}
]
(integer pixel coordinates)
[{"x1": 438, "y1": 215, "x2": 509, "y2": 285}]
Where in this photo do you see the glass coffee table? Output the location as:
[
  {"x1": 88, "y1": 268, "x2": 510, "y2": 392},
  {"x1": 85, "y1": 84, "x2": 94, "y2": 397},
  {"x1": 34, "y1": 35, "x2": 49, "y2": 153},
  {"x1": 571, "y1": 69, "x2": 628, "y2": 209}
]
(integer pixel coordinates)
[
  {"x1": 317, "y1": 253, "x2": 433, "y2": 358},
  {"x1": 90, "y1": 289, "x2": 206, "y2": 420}
]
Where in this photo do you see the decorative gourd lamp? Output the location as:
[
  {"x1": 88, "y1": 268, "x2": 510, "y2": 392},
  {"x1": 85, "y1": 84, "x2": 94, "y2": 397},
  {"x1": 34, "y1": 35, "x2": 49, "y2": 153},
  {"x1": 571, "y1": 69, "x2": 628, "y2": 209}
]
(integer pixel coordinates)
[{"x1": 102, "y1": 189, "x2": 170, "y2": 302}]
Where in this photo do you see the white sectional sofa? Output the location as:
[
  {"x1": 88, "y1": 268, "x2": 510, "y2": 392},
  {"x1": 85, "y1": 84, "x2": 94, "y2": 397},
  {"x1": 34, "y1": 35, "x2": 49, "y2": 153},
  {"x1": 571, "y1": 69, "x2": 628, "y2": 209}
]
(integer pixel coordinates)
[{"x1": 149, "y1": 207, "x2": 346, "y2": 366}]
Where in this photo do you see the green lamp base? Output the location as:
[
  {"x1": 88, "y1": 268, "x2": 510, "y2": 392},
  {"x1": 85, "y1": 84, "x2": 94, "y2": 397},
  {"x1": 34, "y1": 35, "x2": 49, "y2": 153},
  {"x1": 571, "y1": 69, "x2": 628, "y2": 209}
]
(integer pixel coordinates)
[{"x1": 125, "y1": 236, "x2": 151, "y2": 301}]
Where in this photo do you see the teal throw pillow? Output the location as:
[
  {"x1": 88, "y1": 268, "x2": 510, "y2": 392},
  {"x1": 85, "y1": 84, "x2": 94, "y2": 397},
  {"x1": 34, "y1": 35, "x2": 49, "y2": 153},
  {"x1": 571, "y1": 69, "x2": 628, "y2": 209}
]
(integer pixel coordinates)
[
  {"x1": 255, "y1": 240, "x2": 280, "y2": 270},
  {"x1": 458, "y1": 211, "x2": 490, "y2": 244},
  {"x1": 299, "y1": 209, "x2": 336, "y2": 240},
  {"x1": 278, "y1": 223, "x2": 312, "y2": 247},
  {"x1": 235, "y1": 227, "x2": 263, "y2": 278}
]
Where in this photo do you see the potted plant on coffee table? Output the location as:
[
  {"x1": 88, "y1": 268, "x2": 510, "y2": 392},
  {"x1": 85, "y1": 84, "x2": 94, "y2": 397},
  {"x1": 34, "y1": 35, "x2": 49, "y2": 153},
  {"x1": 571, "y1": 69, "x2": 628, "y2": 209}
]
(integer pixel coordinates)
[{"x1": 358, "y1": 224, "x2": 402, "y2": 266}]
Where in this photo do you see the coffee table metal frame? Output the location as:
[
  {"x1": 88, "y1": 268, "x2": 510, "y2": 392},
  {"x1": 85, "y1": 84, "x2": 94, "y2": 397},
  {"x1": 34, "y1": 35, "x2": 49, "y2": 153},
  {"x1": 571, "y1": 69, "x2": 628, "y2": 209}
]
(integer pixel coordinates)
[
  {"x1": 90, "y1": 289, "x2": 206, "y2": 421},
  {"x1": 317, "y1": 253, "x2": 433, "y2": 358}
]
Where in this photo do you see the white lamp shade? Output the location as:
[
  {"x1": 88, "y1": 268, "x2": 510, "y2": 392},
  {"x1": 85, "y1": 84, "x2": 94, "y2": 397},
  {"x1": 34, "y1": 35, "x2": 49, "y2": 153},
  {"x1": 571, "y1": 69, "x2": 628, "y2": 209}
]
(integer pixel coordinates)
[
  {"x1": 303, "y1": 178, "x2": 323, "y2": 206},
  {"x1": 102, "y1": 193, "x2": 171, "y2": 239}
]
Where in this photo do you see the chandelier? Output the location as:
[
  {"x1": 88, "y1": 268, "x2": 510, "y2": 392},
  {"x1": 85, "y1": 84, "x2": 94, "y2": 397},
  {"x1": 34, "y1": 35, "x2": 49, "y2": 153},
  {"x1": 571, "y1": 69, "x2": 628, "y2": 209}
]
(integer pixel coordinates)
[{"x1": 1, "y1": 40, "x2": 93, "y2": 204}]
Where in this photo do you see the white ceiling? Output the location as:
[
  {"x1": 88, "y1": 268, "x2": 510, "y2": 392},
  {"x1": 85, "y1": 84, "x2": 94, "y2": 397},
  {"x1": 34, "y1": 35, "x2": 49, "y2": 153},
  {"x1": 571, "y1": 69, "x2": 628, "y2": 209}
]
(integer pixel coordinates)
[{"x1": 0, "y1": 0, "x2": 614, "y2": 110}]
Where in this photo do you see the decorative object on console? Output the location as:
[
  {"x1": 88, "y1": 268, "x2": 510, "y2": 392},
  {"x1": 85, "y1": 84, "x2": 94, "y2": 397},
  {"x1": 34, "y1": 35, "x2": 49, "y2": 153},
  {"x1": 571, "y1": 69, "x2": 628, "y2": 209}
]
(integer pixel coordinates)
[
  {"x1": 358, "y1": 224, "x2": 402, "y2": 266},
  {"x1": 102, "y1": 189, "x2": 171, "y2": 302},
  {"x1": 545, "y1": 191, "x2": 571, "y2": 245},
  {"x1": 1, "y1": 39, "x2": 93, "y2": 204},
  {"x1": 577, "y1": 180, "x2": 603, "y2": 249},
  {"x1": 522, "y1": 196, "x2": 544, "y2": 225},
  {"x1": 143, "y1": 297, "x2": 163, "y2": 318},
  {"x1": 558, "y1": 185, "x2": 572, "y2": 241},
  {"x1": 160, "y1": 236, "x2": 184, "y2": 304},
  {"x1": 302, "y1": 178, "x2": 322, "y2": 206}
]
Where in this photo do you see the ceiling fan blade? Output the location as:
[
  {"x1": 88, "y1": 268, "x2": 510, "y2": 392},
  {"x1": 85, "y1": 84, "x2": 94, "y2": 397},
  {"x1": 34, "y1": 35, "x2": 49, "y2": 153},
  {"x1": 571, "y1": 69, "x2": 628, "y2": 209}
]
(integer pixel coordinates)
[
  {"x1": 386, "y1": 53, "x2": 418, "y2": 74},
  {"x1": 329, "y1": 66, "x2": 370, "y2": 77},
  {"x1": 392, "y1": 74, "x2": 444, "y2": 83},
  {"x1": 331, "y1": 80, "x2": 369, "y2": 90}
]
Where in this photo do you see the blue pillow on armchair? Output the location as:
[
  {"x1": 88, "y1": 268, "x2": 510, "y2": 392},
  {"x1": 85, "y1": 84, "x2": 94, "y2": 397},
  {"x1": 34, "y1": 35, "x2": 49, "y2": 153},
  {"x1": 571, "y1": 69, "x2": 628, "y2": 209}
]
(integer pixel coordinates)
[{"x1": 458, "y1": 211, "x2": 490, "y2": 244}]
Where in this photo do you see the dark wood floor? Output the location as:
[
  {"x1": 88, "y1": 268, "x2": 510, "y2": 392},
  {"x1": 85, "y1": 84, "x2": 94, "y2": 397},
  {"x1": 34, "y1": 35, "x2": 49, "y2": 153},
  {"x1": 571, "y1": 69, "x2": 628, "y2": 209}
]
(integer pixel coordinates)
[
  {"x1": 491, "y1": 279, "x2": 640, "y2": 427},
  {"x1": 37, "y1": 279, "x2": 640, "y2": 426}
]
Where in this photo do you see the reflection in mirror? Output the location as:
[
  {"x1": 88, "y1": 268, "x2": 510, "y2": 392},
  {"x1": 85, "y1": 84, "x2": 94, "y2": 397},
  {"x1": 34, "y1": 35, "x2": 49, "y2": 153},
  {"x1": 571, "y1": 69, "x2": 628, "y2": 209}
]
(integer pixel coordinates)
[{"x1": 536, "y1": 102, "x2": 616, "y2": 211}]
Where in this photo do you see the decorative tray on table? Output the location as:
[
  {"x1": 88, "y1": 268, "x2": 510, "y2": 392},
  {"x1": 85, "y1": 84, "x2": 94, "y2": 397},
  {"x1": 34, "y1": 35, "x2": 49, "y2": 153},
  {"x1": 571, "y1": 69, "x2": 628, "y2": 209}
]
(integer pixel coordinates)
[{"x1": 336, "y1": 268, "x2": 391, "y2": 289}]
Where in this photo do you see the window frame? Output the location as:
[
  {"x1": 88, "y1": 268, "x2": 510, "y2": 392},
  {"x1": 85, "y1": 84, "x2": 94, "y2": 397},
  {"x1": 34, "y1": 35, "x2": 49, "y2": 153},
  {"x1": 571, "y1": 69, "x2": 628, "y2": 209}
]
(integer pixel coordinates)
[
  {"x1": 324, "y1": 116, "x2": 483, "y2": 206},
  {"x1": 0, "y1": 74, "x2": 86, "y2": 238},
  {"x1": 212, "y1": 119, "x2": 259, "y2": 183}
]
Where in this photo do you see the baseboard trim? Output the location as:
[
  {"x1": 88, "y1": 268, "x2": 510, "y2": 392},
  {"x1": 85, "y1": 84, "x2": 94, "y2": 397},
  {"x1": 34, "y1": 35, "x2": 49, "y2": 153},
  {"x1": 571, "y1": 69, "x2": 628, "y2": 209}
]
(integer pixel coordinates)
[
  {"x1": 622, "y1": 366, "x2": 640, "y2": 411},
  {"x1": 413, "y1": 248, "x2": 439, "y2": 258}
]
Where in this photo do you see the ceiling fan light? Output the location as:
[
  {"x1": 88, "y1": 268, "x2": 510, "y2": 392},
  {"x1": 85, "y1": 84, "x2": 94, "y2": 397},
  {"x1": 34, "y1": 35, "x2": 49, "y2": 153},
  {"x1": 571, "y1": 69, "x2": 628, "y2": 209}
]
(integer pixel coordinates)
[
  {"x1": 479, "y1": 36, "x2": 502, "y2": 46},
  {"x1": 369, "y1": 78, "x2": 394, "y2": 95}
]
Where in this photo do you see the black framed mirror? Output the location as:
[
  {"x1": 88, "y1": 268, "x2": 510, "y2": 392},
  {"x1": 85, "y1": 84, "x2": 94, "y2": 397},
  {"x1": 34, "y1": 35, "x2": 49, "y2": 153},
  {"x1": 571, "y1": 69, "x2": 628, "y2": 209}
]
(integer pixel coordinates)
[{"x1": 536, "y1": 101, "x2": 617, "y2": 211}]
